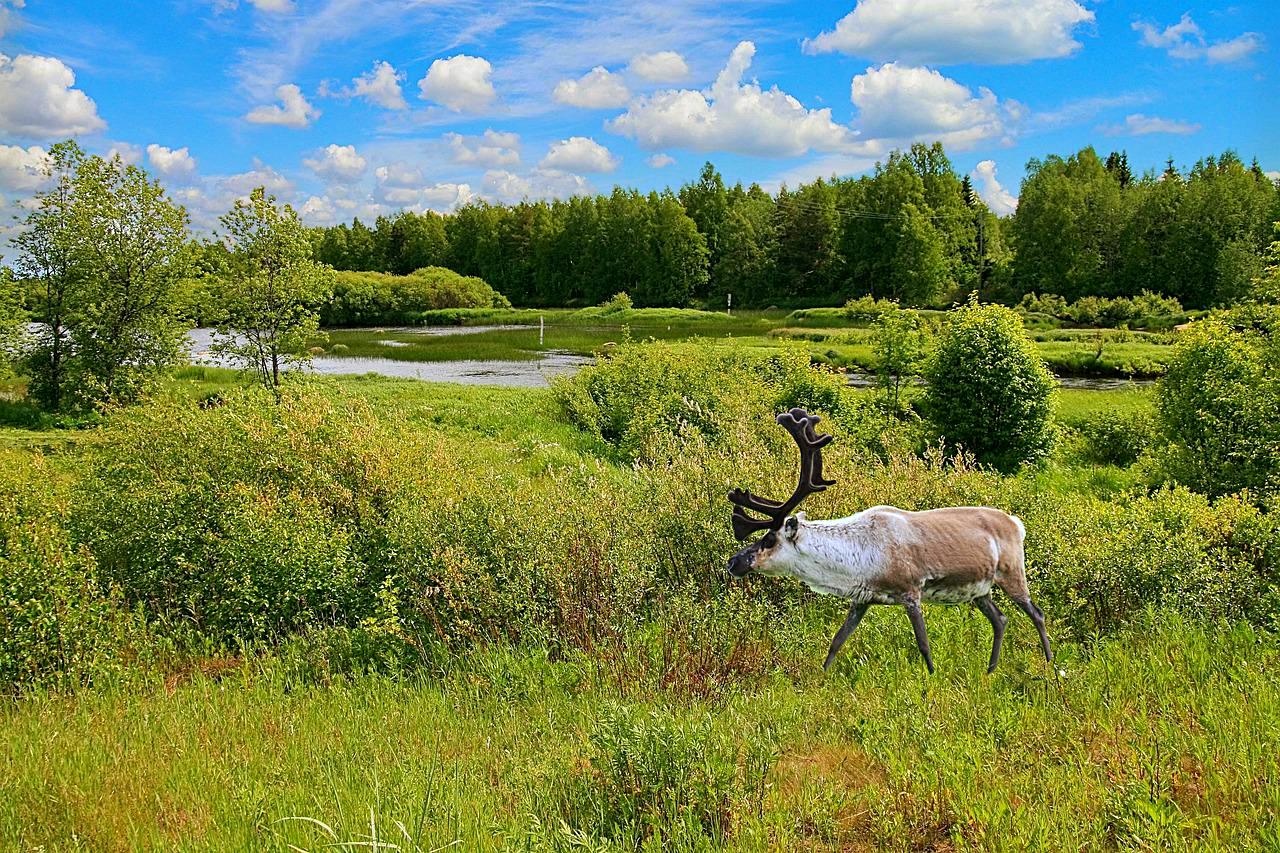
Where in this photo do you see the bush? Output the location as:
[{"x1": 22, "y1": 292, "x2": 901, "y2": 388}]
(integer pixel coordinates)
[
  {"x1": 922, "y1": 300, "x2": 1058, "y2": 472},
  {"x1": 0, "y1": 452, "x2": 146, "y2": 694},
  {"x1": 552, "y1": 340, "x2": 854, "y2": 464},
  {"x1": 1070, "y1": 408, "x2": 1157, "y2": 467},
  {"x1": 843, "y1": 295, "x2": 898, "y2": 323},
  {"x1": 1155, "y1": 308, "x2": 1280, "y2": 498},
  {"x1": 320, "y1": 267, "x2": 510, "y2": 325},
  {"x1": 598, "y1": 291, "x2": 633, "y2": 313},
  {"x1": 1017, "y1": 291, "x2": 1186, "y2": 330}
]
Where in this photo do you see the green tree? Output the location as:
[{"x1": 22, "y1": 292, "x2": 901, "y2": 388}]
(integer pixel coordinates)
[
  {"x1": 888, "y1": 203, "x2": 950, "y2": 305},
  {"x1": 0, "y1": 267, "x2": 25, "y2": 362},
  {"x1": 12, "y1": 141, "x2": 191, "y2": 410},
  {"x1": 871, "y1": 303, "x2": 927, "y2": 412},
  {"x1": 922, "y1": 299, "x2": 1057, "y2": 471},
  {"x1": 212, "y1": 188, "x2": 334, "y2": 392},
  {"x1": 11, "y1": 141, "x2": 83, "y2": 411}
]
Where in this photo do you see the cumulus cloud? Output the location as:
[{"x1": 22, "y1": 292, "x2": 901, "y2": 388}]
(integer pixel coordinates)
[
  {"x1": 850, "y1": 63, "x2": 1012, "y2": 150},
  {"x1": 629, "y1": 51, "x2": 690, "y2": 82},
  {"x1": 375, "y1": 162, "x2": 423, "y2": 189},
  {"x1": 377, "y1": 182, "x2": 475, "y2": 212},
  {"x1": 250, "y1": 0, "x2": 293, "y2": 11},
  {"x1": 540, "y1": 137, "x2": 619, "y2": 173},
  {"x1": 244, "y1": 83, "x2": 319, "y2": 128},
  {"x1": 482, "y1": 168, "x2": 591, "y2": 204},
  {"x1": 298, "y1": 194, "x2": 338, "y2": 225},
  {"x1": 219, "y1": 161, "x2": 294, "y2": 197},
  {"x1": 609, "y1": 41, "x2": 858, "y2": 157},
  {"x1": 105, "y1": 141, "x2": 143, "y2": 165},
  {"x1": 146, "y1": 144, "x2": 197, "y2": 181},
  {"x1": 970, "y1": 160, "x2": 1017, "y2": 217},
  {"x1": 806, "y1": 0, "x2": 1093, "y2": 64},
  {"x1": 303, "y1": 143, "x2": 367, "y2": 182},
  {"x1": 1099, "y1": 113, "x2": 1201, "y2": 137},
  {"x1": 0, "y1": 53, "x2": 106, "y2": 138},
  {"x1": 327, "y1": 60, "x2": 408, "y2": 110},
  {"x1": 647, "y1": 153, "x2": 675, "y2": 168},
  {"x1": 0, "y1": 143, "x2": 49, "y2": 192},
  {"x1": 1134, "y1": 14, "x2": 1263, "y2": 64},
  {"x1": 418, "y1": 55, "x2": 495, "y2": 112},
  {"x1": 553, "y1": 67, "x2": 630, "y2": 109},
  {"x1": 445, "y1": 129, "x2": 520, "y2": 167}
]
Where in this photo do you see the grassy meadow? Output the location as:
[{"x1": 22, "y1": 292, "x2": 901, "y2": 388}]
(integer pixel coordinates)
[
  {"x1": 1, "y1": 321, "x2": 1277, "y2": 851},
  {"x1": 305, "y1": 307, "x2": 1177, "y2": 381}
]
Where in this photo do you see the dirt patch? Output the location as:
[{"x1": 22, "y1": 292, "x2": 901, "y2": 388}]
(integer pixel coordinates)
[{"x1": 773, "y1": 743, "x2": 889, "y2": 795}]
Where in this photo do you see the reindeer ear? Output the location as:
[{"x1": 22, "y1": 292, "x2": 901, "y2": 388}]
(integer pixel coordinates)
[{"x1": 784, "y1": 516, "x2": 800, "y2": 539}]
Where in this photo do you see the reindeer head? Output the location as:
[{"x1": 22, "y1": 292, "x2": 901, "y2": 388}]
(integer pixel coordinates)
[{"x1": 726, "y1": 408, "x2": 836, "y2": 578}]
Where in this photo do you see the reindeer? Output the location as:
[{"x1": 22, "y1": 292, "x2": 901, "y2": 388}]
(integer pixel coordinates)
[{"x1": 726, "y1": 408, "x2": 1052, "y2": 675}]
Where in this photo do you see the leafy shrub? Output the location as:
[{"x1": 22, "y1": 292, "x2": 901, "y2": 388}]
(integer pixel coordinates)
[
  {"x1": 1070, "y1": 408, "x2": 1157, "y2": 467},
  {"x1": 560, "y1": 704, "x2": 776, "y2": 847},
  {"x1": 843, "y1": 295, "x2": 898, "y2": 323},
  {"x1": 1017, "y1": 291, "x2": 1186, "y2": 330},
  {"x1": 922, "y1": 300, "x2": 1057, "y2": 472},
  {"x1": 598, "y1": 291, "x2": 633, "y2": 313},
  {"x1": 553, "y1": 340, "x2": 855, "y2": 464},
  {"x1": 1155, "y1": 308, "x2": 1280, "y2": 498},
  {"x1": 1029, "y1": 487, "x2": 1280, "y2": 637},
  {"x1": 320, "y1": 267, "x2": 510, "y2": 325},
  {"x1": 0, "y1": 451, "x2": 146, "y2": 694}
]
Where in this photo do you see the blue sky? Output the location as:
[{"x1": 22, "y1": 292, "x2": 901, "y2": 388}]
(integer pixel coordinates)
[{"x1": 0, "y1": 0, "x2": 1276, "y2": 233}]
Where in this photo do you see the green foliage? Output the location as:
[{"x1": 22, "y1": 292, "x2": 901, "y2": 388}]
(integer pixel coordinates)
[
  {"x1": 597, "y1": 291, "x2": 633, "y2": 313},
  {"x1": 1068, "y1": 407, "x2": 1157, "y2": 467},
  {"x1": 1155, "y1": 308, "x2": 1280, "y2": 498},
  {"x1": 561, "y1": 704, "x2": 774, "y2": 847},
  {"x1": 552, "y1": 340, "x2": 853, "y2": 464},
  {"x1": 12, "y1": 140, "x2": 192, "y2": 411},
  {"x1": 871, "y1": 304, "x2": 928, "y2": 411},
  {"x1": 322, "y1": 266, "x2": 510, "y2": 325},
  {"x1": 1018, "y1": 290, "x2": 1187, "y2": 329},
  {"x1": 212, "y1": 187, "x2": 335, "y2": 391},
  {"x1": 922, "y1": 300, "x2": 1057, "y2": 471},
  {"x1": 0, "y1": 451, "x2": 147, "y2": 694},
  {"x1": 841, "y1": 294, "x2": 898, "y2": 322}
]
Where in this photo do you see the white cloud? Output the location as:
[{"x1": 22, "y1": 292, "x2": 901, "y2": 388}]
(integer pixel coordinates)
[
  {"x1": 0, "y1": 53, "x2": 106, "y2": 138},
  {"x1": 303, "y1": 143, "x2": 367, "y2": 182},
  {"x1": 1134, "y1": 14, "x2": 1263, "y2": 64},
  {"x1": 482, "y1": 168, "x2": 591, "y2": 204},
  {"x1": 553, "y1": 67, "x2": 630, "y2": 109},
  {"x1": 0, "y1": 143, "x2": 48, "y2": 192},
  {"x1": 629, "y1": 51, "x2": 690, "y2": 82},
  {"x1": 540, "y1": 136, "x2": 619, "y2": 173},
  {"x1": 298, "y1": 194, "x2": 337, "y2": 225},
  {"x1": 805, "y1": 0, "x2": 1093, "y2": 64},
  {"x1": 1099, "y1": 113, "x2": 1201, "y2": 137},
  {"x1": 609, "y1": 41, "x2": 859, "y2": 157},
  {"x1": 105, "y1": 141, "x2": 143, "y2": 165},
  {"x1": 850, "y1": 63, "x2": 1011, "y2": 150},
  {"x1": 0, "y1": 0, "x2": 25, "y2": 38},
  {"x1": 445, "y1": 129, "x2": 521, "y2": 167},
  {"x1": 970, "y1": 160, "x2": 1017, "y2": 217},
  {"x1": 377, "y1": 182, "x2": 475, "y2": 212},
  {"x1": 146, "y1": 144, "x2": 197, "y2": 181},
  {"x1": 1266, "y1": 170, "x2": 1280, "y2": 184},
  {"x1": 647, "y1": 153, "x2": 675, "y2": 168},
  {"x1": 337, "y1": 60, "x2": 408, "y2": 110},
  {"x1": 250, "y1": 0, "x2": 293, "y2": 11},
  {"x1": 219, "y1": 161, "x2": 294, "y2": 197},
  {"x1": 244, "y1": 83, "x2": 319, "y2": 128},
  {"x1": 374, "y1": 162, "x2": 423, "y2": 189},
  {"x1": 418, "y1": 55, "x2": 495, "y2": 112}
]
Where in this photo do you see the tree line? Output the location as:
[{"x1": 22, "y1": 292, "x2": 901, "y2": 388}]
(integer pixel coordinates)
[{"x1": 310, "y1": 143, "x2": 1279, "y2": 310}]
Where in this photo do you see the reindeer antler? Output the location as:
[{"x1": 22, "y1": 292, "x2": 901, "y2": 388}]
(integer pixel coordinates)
[{"x1": 728, "y1": 408, "x2": 836, "y2": 541}]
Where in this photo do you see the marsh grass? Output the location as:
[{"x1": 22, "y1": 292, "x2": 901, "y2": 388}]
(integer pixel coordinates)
[{"x1": 1, "y1": 613, "x2": 1276, "y2": 851}]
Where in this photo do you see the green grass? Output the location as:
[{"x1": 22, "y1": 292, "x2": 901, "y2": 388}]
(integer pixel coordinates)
[{"x1": 1, "y1": 612, "x2": 1276, "y2": 851}]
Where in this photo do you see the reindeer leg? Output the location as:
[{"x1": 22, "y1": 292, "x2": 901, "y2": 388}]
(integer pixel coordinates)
[
  {"x1": 1012, "y1": 597, "x2": 1053, "y2": 663},
  {"x1": 901, "y1": 597, "x2": 935, "y2": 674},
  {"x1": 973, "y1": 595, "x2": 1007, "y2": 674},
  {"x1": 823, "y1": 601, "x2": 870, "y2": 671}
]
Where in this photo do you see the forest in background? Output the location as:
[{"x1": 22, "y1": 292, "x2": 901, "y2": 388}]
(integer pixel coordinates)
[{"x1": 306, "y1": 144, "x2": 1280, "y2": 310}]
